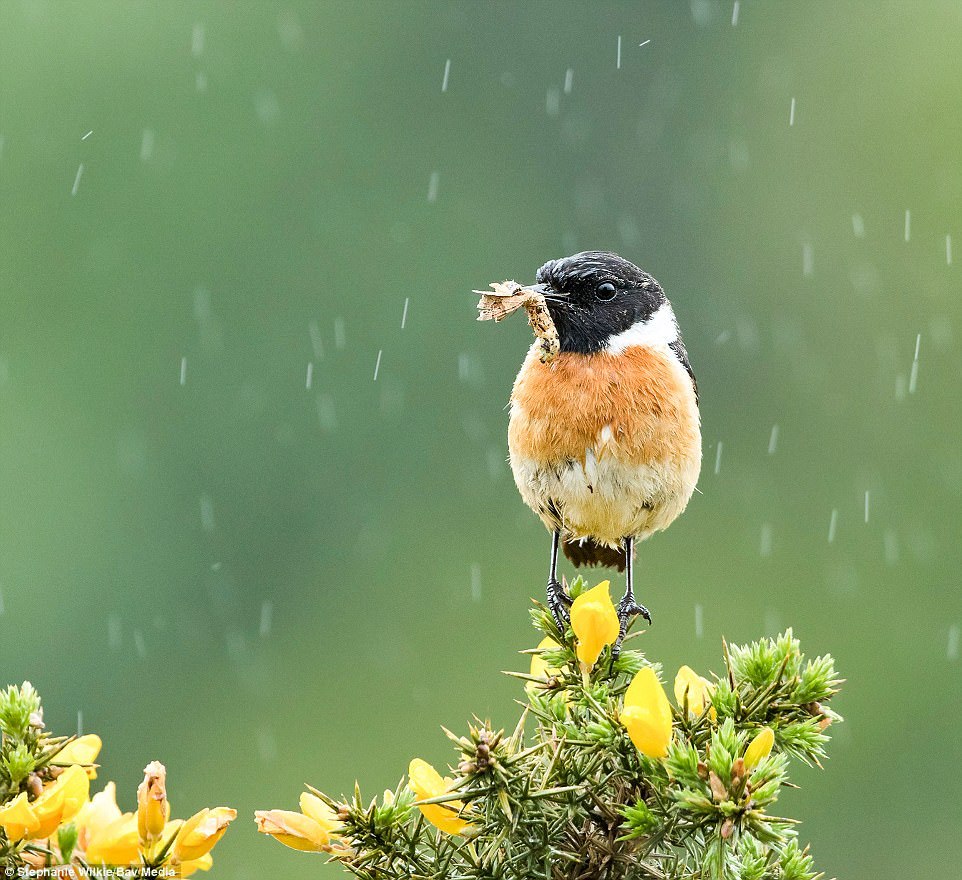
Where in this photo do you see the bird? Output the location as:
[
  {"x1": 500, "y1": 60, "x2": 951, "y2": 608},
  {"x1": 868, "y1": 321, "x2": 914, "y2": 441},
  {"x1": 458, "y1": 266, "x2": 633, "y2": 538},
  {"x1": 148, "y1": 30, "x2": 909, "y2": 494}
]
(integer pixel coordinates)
[{"x1": 503, "y1": 251, "x2": 701, "y2": 642}]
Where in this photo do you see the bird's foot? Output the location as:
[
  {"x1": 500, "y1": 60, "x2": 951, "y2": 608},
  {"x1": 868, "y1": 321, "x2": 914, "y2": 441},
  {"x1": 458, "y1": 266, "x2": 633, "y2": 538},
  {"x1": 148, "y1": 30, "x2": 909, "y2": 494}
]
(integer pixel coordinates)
[
  {"x1": 613, "y1": 595, "x2": 651, "y2": 657},
  {"x1": 546, "y1": 578, "x2": 572, "y2": 631}
]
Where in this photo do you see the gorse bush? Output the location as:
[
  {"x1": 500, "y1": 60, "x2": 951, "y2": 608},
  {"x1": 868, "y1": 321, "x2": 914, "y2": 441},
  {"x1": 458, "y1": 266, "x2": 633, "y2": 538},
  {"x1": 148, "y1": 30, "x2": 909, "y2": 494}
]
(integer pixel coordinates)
[
  {"x1": 257, "y1": 579, "x2": 843, "y2": 880},
  {"x1": 0, "y1": 682, "x2": 236, "y2": 876}
]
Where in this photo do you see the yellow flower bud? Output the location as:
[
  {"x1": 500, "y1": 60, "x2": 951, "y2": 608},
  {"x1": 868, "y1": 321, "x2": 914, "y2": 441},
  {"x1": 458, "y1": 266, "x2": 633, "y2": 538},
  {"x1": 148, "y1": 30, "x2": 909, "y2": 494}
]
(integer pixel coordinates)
[
  {"x1": 673, "y1": 666, "x2": 716, "y2": 719},
  {"x1": 255, "y1": 809, "x2": 330, "y2": 852},
  {"x1": 570, "y1": 581, "x2": 620, "y2": 669},
  {"x1": 172, "y1": 807, "x2": 236, "y2": 862},
  {"x1": 744, "y1": 727, "x2": 775, "y2": 771},
  {"x1": 137, "y1": 761, "x2": 169, "y2": 846},
  {"x1": 620, "y1": 667, "x2": 673, "y2": 758},
  {"x1": 30, "y1": 763, "x2": 90, "y2": 839},
  {"x1": 85, "y1": 813, "x2": 140, "y2": 865},
  {"x1": 0, "y1": 792, "x2": 40, "y2": 843},
  {"x1": 54, "y1": 734, "x2": 102, "y2": 779},
  {"x1": 407, "y1": 758, "x2": 471, "y2": 835}
]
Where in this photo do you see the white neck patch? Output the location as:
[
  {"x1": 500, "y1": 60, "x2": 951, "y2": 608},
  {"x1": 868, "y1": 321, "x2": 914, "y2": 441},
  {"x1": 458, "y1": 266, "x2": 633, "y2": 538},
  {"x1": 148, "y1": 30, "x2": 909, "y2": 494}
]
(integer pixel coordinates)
[{"x1": 604, "y1": 300, "x2": 678, "y2": 354}]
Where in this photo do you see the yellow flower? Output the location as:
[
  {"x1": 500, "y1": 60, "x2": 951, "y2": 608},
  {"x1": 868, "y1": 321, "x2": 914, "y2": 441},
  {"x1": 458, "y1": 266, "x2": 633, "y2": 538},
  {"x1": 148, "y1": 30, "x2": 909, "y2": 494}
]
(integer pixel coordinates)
[
  {"x1": 171, "y1": 807, "x2": 236, "y2": 862},
  {"x1": 529, "y1": 636, "x2": 561, "y2": 680},
  {"x1": 30, "y1": 763, "x2": 90, "y2": 839},
  {"x1": 53, "y1": 734, "x2": 102, "y2": 779},
  {"x1": 620, "y1": 667, "x2": 673, "y2": 758},
  {"x1": 299, "y1": 793, "x2": 341, "y2": 835},
  {"x1": 75, "y1": 781, "x2": 122, "y2": 851},
  {"x1": 570, "y1": 581, "x2": 620, "y2": 668},
  {"x1": 744, "y1": 727, "x2": 775, "y2": 771},
  {"x1": 0, "y1": 792, "x2": 41, "y2": 843},
  {"x1": 137, "y1": 761, "x2": 169, "y2": 846},
  {"x1": 408, "y1": 758, "x2": 471, "y2": 835},
  {"x1": 172, "y1": 853, "x2": 213, "y2": 876},
  {"x1": 255, "y1": 809, "x2": 331, "y2": 852},
  {"x1": 673, "y1": 666, "x2": 716, "y2": 719},
  {"x1": 84, "y1": 812, "x2": 139, "y2": 865}
]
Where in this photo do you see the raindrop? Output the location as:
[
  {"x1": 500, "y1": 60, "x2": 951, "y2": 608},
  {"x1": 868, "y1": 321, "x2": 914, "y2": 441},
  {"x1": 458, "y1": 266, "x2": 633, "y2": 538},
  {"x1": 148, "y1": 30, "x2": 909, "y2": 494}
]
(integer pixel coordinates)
[
  {"x1": 77, "y1": 710, "x2": 83, "y2": 736},
  {"x1": 427, "y1": 171, "x2": 440, "y2": 203},
  {"x1": 71, "y1": 163, "x2": 84, "y2": 196},
  {"x1": 616, "y1": 35, "x2": 622, "y2": 69},
  {"x1": 191, "y1": 22, "x2": 205, "y2": 57},
  {"x1": 767, "y1": 424, "x2": 779, "y2": 455},
  {"x1": 108, "y1": 614, "x2": 122, "y2": 650},
  {"x1": 694, "y1": 603, "x2": 704, "y2": 638},
  {"x1": 257, "y1": 728, "x2": 278, "y2": 763},
  {"x1": 316, "y1": 393, "x2": 337, "y2": 433},
  {"x1": 864, "y1": 491, "x2": 870, "y2": 523},
  {"x1": 714, "y1": 441, "x2": 723, "y2": 475},
  {"x1": 828, "y1": 509, "x2": 838, "y2": 543},
  {"x1": 948, "y1": 624, "x2": 960, "y2": 661},
  {"x1": 333, "y1": 317, "x2": 346, "y2": 350},
  {"x1": 254, "y1": 89, "x2": 280, "y2": 124},
  {"x1": 638, "y1": 39, "x2": 651, "y2": 48},
  {"x1": 564, "y1": 68, "x2": 574, "y2": 94},
  {"x1": 546, "y1": 87, "x2": 560, "y2": 116},
  {"x1": 259, "y1": 600, "x2": 273, "y2": 637},
  {"x1": 883, "y1": 529, "x2": 899, "y2": 565},
  {"x1": 731, "y1": 1, "x2": 740, "y2": 25},
  {"x1": 133, "y1": 630, "x2": 147, "y2": 658},
  {"x1": 470, "y1": 564, "x2": 482, "y2": 602},
  {"x1": 904, "y1": 210, "x2": 911, "y2": 242},
  {"x1": 200, "y1": 494, "x2": 215, "y2": 532},
  {"x1": 277, "y1": 9, "x2": 304, "y2": 50},
  {"x1": 441, "y1": 58, "x2": 451, "y2": 92},
  {"x1": 179, "y1": 356, "x2": 187, "y2": 386},
  {"x1": 908, "y1": 359, "x2": 919, "y2": 394},
  {"x1": 305, "y1": 362, "x2": 313, "y2": 390},
  {"x1": 852, "y1": 213, "x2": 865, "y2": 238},
  {"x1": 802, "y1": 243, "x2": 814, "y2": 276},
  {"x1": 946, "y1": 234, "x2": 953, "y2": 266},
  {"x1": 789, "y1": 97, "x2": 796, "y2": 126},
  {"x1": 140, "y1": 129, "x2": 155, "y2": 162},
  {"x1": 373, "y1": 349, "x2": 383, "y2": 381},
  {"x1": 760, "y1": 523, "x2": 773, "y2": 557},
  {"x1": 308, "y1": 320, "x2": 324, "y2": 358},
  {"x1": 401, "y1": 297, "x2": 410, "y2": 329},
  {"x1": 195, "y1": 71, "x2": 208, "y2": 93},
  {"x1": 81, "y1": 130, "x2": 93, "y2": 141},
  {"x1": 0, "y1": 587, "x2": 4, "y2": 615}
]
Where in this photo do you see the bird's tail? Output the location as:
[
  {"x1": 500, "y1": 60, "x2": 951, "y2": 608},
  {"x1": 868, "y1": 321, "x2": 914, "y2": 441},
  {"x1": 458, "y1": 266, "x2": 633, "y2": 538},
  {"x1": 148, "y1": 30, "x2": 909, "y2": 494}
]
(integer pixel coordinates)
[{"x1": 562, "y1": 538, "x2": 627, "y2": 572}]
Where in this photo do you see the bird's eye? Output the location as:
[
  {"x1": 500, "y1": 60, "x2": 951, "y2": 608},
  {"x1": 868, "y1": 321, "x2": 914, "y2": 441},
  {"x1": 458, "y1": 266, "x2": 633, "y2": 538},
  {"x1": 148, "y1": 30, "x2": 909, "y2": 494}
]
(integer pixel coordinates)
[{"x1": 596, "y1": 282, "x2": 617, "y2": 301}]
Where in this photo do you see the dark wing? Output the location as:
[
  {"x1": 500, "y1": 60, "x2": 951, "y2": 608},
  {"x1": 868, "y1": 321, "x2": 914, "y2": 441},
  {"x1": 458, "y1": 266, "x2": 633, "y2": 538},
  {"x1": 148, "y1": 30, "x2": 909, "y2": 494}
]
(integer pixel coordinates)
[{"x1": 669, "y1": 338, "x2": 698, "y2": 402}]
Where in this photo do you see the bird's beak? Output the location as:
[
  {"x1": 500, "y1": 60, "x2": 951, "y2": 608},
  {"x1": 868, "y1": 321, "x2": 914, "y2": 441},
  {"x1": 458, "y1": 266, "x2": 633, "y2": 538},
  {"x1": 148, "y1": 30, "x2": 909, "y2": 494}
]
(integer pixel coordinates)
[{"x1": 522, "y1": 282, "x2": 567, "y2": 303}]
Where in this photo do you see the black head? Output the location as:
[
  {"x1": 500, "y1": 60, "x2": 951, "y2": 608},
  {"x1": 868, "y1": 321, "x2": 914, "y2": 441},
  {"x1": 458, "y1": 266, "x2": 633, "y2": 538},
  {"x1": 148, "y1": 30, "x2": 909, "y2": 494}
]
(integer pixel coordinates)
[{"x1": 531, "y1": 251, "x2": 670, "y2": 354}]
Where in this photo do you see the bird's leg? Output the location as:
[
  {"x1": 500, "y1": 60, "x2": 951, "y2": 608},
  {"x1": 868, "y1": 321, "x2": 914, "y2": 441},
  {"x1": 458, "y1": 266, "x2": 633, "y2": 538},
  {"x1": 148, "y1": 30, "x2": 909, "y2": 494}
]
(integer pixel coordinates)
[
  {"x1": 546, "y1": 531, "x2": 571, "y2": 629},
  {"x1": 615, "y1": 537, "x2": 650, "y2": 654}
]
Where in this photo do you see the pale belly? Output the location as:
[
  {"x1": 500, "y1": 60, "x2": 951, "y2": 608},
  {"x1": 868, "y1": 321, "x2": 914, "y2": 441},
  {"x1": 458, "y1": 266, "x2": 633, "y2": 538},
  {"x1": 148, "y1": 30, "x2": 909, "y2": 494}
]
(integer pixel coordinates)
[{"x1": 507, "y1": 344, "x2": 701, "y2": 547}]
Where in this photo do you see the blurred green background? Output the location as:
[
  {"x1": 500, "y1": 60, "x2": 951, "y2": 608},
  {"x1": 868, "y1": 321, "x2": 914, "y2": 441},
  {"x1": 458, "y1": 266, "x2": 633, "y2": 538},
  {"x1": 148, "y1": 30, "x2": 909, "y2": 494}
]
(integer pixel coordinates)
[{"x1": 1, "y1": 1, "x2": 960, "y2": 876}]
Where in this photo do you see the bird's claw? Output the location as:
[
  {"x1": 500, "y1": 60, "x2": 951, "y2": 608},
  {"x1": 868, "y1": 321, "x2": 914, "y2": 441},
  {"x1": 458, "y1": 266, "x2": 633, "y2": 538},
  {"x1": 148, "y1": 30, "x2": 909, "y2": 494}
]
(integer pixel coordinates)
[
  {"x1": 613, "y1": 596, "x2": 651, "y2": 658},
  {"x1": 546, "y1": 578, "x2": 572, "y2": 630}
]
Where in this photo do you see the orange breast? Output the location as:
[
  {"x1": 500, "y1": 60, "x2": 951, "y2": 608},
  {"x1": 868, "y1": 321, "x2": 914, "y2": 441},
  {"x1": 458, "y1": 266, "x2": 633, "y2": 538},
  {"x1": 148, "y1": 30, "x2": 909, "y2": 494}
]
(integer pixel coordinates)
[{"x1": 509, "y1": 347, "x2": 699, "y2": 468}]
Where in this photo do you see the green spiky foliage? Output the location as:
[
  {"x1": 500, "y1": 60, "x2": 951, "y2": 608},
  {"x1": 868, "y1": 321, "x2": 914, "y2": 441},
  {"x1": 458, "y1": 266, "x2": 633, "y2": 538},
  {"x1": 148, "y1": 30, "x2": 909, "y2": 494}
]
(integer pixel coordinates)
[
  {"x1": 0, "y1": 682, "x2": 86, "y2": 866},
  {"x1": 295, "y1": 580, "x2": 843, "y2": 880}
]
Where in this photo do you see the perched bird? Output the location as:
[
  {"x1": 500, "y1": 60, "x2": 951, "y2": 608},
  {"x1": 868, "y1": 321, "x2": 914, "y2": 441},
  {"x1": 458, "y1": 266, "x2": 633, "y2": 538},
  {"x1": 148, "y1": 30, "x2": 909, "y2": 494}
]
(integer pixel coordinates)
[{"x1": 503, "y1": 251, "x2": 701, "y2": 639}]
